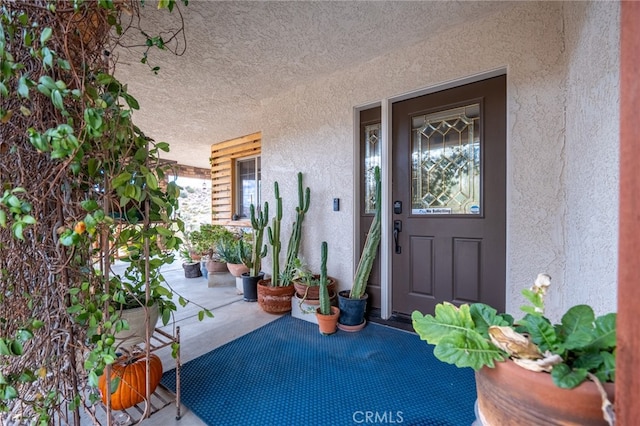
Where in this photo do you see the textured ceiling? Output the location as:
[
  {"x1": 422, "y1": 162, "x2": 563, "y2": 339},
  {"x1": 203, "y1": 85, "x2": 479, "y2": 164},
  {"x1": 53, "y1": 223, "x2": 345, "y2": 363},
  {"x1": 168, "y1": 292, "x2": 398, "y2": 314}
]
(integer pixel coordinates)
[{"x1": 114, "y1": 1, "x2": 508, "y2": 169}]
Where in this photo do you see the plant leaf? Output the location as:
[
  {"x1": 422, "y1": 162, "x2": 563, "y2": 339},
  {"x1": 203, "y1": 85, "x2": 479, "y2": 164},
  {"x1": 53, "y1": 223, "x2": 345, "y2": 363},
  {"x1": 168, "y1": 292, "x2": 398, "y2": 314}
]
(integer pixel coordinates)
[
  {"x1": 412, "y1": 302, "x2": 475, "y2": 345},
  {"x1": 433, "y1": 331, "x2": 506, "y2": 370},
  {"x1": 558, "y1": 305, "x2": 595, "y2": 350},
  {"x1": 470, "y1": 303, "x2": 512, "y2": 338},
  {"x1": 518, "y1": 314, "x2": 558, "y2": 352},
  {"x1": 551, "y1": 363, "x2": 588, "y2": 389},
  {"x1": 588, "y1": 313, "x2": 616, "y2": 350}
]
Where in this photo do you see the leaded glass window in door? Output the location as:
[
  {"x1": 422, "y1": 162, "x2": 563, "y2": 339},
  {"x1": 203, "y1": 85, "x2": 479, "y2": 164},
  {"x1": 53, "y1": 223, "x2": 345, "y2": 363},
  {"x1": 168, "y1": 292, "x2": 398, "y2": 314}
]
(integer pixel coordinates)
[
  {"x1": 364, "y1": 123, "x2": 381, "y2": 214},
  {"x1": 411, "y1": 104, "x2": 480, "y2": 215}
]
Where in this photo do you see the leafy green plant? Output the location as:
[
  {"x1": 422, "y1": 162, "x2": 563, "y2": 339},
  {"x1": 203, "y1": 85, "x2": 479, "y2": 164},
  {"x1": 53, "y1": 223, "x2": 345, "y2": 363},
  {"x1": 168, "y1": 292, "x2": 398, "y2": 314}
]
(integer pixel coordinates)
[
  {"x1": 0, "y1": 0, "x2": 214, "y2": 422},
  {"x1": 189, "y1": 224, "x2": 235, "y2": 259},
  {"x1": 412, "y1": 274, "x2": 616, "y2": 390}
]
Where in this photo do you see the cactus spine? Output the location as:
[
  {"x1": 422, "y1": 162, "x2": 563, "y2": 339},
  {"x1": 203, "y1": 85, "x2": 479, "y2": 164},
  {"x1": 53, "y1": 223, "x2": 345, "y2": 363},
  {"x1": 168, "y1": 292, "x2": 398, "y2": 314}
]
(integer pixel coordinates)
[
  {"x1": 267, "y1": 181, "x2": 283, "y2": 286},
  {"x1": 318, "y1": 241, "x2": 330, "y2": 315},
  {"x1": 282, "y1": 172, "x2": 310, "y2": 286},
  {"x1": 350, "y1": 166, "x2": 381, "y2": 299},
  {"x1": 246, "y1": 202, "x2": 268, "y2": 277}
]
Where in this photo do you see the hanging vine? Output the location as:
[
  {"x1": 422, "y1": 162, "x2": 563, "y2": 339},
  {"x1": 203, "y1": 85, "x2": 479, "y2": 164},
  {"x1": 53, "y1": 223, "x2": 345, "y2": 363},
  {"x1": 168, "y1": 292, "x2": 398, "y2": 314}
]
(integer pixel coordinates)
[{"x1": 0, "y1": 0, "x2": 200, "y2": 424}]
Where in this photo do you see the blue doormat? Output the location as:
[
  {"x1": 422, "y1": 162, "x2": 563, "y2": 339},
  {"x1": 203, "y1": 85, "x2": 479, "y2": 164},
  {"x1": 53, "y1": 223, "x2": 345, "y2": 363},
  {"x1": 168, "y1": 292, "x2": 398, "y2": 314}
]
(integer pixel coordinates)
[{"x1": 161, "y1": 315, "x2": 477, "y2": 426}]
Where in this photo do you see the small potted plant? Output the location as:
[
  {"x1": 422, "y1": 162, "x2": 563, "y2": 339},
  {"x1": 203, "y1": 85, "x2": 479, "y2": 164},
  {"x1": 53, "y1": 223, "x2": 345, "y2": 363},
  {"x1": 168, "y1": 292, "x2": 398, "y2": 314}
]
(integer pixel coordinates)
[
  {"x1": 216, "y1": 237, "x2": 250, "y2": 278},
  {"x1": 315, "y1": 242, "x2": 340, "y2": 335},
  {"x1": 412, "y1": 273, "x2": 616, "y2": 425},
  {"x1": 241, "y1": 202, "x2": 268, "y2": 302},
  {"x1": 179, "y1": 235, "x2": 202, "y2": 279},
  {"x1": 291, "y1": 257, "x2": 336, "y2": 304},
  {"x1": 338, "y1": 166, "x2": 381, "y2": 331}
]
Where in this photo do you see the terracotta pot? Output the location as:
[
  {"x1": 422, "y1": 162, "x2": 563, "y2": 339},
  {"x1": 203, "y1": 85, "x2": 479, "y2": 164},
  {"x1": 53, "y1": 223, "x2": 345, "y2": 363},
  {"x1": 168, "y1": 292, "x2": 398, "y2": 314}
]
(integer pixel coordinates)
[
  {"x1": 206, "y1": 259, "x2": 228, "y2": 273},
  {"x1": 475, "y1": 359, "x2": 615, "y2": 426},
  {"x1": 257, "y1": 278, "x2": 295, "y2": 314},
  {"x1": 315, "y1": 306, "x2": 340, "y2": 335},
  {"x1": 293, "y1": 276, "x2": 337, "y2": 300},
  {"x1": 227, "y1": 262, "x2": 249, "y2": 277}
]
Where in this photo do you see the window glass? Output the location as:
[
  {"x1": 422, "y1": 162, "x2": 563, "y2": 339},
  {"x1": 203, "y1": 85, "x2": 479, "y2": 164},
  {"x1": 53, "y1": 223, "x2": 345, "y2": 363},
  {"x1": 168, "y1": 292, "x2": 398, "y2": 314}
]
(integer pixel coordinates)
[{"x1": 237, "y1": 156, "x2": 261, "y2": 218}]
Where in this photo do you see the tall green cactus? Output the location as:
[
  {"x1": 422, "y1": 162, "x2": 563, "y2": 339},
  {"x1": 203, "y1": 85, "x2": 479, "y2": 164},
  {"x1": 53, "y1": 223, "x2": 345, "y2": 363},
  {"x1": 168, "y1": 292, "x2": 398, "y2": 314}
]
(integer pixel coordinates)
[
  {"x1": 282, "y1": 172, "x2": 310, "y2": 286},
  {"x1": 318, "y1": 241, "x2": 331, "y2": 315},
  {"x1": 350, "y1": 166, "x2": 381, "y2": 299},
  {"x1": 246, "y1": 202, "x2": 268, "y2": 277},
  {"x1": 267, "y1": 181, "x2": 283, "y2": 286}
]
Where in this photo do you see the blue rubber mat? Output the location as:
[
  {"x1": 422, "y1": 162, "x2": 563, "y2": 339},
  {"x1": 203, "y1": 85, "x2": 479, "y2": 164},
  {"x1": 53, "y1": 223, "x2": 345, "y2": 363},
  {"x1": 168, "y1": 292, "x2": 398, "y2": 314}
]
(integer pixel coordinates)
[{"x1": 161, "y1": 315, "x2": 476, "y2": 425}]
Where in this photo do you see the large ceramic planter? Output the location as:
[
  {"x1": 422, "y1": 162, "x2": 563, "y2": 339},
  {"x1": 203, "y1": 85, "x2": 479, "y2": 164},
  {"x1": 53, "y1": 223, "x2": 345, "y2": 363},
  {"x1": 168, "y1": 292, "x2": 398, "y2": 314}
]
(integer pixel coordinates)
[
  {"x1": 337, "y1": 290, "x2": 368, "y2": 331},
  {"x1": 475, "y1": 359, "x2": 615, "y2": 426},
  {"x1": 315, "y1": 306, "x2": 340, "y2": 335},
  {"x1": 227, "y1": 262, "x2": 249, "y2": 277},
  {"x1": 113, "y1": 304, "x2": 159, "y2": 348},
  {"x1": 183, "y1": 261, "x2": 202, "y2": 278},
  {"x1": 257, "y1": 278, "x2": 295, "y2": 314},
  {"x1": 293, "y1": 276, "x2": 337, "y2": 301},
  {"x1": 241, "y1": 272, "x2": 264, "y2": 302}
]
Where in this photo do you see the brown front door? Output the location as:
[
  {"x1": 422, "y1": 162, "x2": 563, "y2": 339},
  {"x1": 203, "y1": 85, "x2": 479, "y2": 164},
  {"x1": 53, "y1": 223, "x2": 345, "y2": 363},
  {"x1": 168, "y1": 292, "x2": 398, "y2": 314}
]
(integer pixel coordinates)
[{"x1": 391, "y1": 75, "x2": 506, "y2": 316}]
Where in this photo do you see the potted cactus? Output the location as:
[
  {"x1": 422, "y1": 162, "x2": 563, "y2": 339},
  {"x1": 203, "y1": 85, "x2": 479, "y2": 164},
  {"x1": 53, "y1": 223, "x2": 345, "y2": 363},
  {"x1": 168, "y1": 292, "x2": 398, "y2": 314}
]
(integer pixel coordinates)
[
  {"x1": 315, "y1": 242, "x2": 340, "y2": 335},
  {"x1": 338, "y1": 166, "x2": 381, "y2": 331},
  {"x1": 258, "y1": 173, "x2": 310, "y2": 314},
  {"x1": 241, "y1": 202, "x2": 268, "y2": 302}
]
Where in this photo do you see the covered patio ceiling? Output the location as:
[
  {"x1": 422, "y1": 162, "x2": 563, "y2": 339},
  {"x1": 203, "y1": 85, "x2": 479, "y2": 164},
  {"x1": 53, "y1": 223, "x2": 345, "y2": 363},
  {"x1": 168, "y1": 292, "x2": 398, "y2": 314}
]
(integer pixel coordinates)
[{"x1": 114, "y1": 0, "x2": 510, "y2": 169}]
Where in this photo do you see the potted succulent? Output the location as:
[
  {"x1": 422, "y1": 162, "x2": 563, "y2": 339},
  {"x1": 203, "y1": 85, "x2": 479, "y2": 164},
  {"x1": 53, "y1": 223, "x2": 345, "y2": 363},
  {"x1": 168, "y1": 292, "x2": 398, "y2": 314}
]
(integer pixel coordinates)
[
  {"x1": 258, "y1": 173, "x2": 310, "y2": 314},
  {"x1": 291, "y1": 257, "x2": 337, "y2": 305},
  {"x1": 241, "y1": 203, "x2": 268, "y2": 302},
  {"x1": 412, "y1": 273, "x2": 616, "y2": 426},
  {"x1": 216, "y1": 236, "x2": 250, "y2": 278},
  {"x1": 338, "y1": 166, "x2": 381, "y2": 331},
  {"x1": 315, "y1": 242, "x2": 340, "y2": 335}
]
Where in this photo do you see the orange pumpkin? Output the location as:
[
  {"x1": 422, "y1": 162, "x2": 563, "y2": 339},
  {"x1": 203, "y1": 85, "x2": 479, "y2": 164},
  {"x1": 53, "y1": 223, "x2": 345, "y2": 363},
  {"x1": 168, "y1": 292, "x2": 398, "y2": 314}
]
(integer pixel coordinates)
[{"x1": 98, "y1": 353, "x2": 163, "y2": 410}]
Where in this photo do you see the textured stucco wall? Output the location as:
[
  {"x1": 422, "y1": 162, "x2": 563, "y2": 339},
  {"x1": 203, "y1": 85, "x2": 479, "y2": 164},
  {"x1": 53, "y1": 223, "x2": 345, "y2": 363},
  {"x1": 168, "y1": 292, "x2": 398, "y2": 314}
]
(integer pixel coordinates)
[
  {"x1": 562, "y1": 2, "x2": 620, "y2": 316},
  {"x1": 260, "y1": 2, "x2": 619, "y2": 319}
]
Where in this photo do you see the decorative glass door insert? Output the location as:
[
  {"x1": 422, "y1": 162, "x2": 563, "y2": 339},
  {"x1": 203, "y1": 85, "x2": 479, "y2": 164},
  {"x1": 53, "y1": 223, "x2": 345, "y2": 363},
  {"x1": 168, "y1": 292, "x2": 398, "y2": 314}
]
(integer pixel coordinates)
[
  {"x1": 411, "y1": 103, "x2": 480, "y2": 215},
  {"x1": 364, "y1": 123, "x2": 381, "y2": 214}
]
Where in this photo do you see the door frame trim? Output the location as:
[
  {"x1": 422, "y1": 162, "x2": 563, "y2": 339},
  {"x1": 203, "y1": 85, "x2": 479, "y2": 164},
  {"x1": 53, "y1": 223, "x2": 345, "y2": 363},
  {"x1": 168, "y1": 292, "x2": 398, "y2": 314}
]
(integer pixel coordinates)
[{"x1": 354, "y1": 67, "x2": 507, "y2": 320}]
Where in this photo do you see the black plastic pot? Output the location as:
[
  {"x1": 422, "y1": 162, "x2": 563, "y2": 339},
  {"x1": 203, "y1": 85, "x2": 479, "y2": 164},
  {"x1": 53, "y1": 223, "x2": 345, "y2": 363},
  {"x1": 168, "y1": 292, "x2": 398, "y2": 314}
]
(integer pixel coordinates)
[
  {"x1": 183, "y1": 262, "x2": 202, "y2": 278},
  {"x1": 241, "y1": 272, "x2": 264, "y2": 302},
  {"x1": 337, "y1": 290, "x2": 368, "y2": 326}
]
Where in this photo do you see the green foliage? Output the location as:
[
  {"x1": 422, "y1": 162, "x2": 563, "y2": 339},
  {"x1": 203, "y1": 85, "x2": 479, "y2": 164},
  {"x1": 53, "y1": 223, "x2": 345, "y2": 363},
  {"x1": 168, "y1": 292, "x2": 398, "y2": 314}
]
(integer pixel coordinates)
[
  {"x1": 281, "y1": 172, "x2": 310, "y2": 286},
  {"x1": 267, "y1": 182, "x2": 284, "y2": 285},
  {"x1": 189, "y1": 224, "x2": 235, "y2": 258},
  {"x1": 412, "y1": 281, "x2": 617, "y2": 389},
  {"x1": 0, "y1": 0, "x2": 206, "y2": 421},
  {"x1": 216, "y1": 237, "x2": 251, "y2": 264}
]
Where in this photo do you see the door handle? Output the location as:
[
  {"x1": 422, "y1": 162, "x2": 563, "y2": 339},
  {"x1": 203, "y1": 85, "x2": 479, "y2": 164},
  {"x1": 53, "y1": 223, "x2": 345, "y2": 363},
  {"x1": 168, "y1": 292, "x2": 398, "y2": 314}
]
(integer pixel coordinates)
[{"x1": 393, "y1": 220, "x2": 402, "y2": 254}]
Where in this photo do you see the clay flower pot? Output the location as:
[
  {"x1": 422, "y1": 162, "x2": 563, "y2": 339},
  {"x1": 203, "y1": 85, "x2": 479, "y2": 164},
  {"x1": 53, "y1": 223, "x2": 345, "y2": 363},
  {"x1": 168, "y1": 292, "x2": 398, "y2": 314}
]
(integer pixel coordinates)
[
  {"x1": 315, "y1": 306, "x2": 340, "y2": 335},
  {"x1": 227, "y1": 262, "x2": 249, "y2": 277},
  {"x1": 257, "y1": 278, "x2": 295, "y2": 314},
  {"x1": 475, "y1": 359, "x2": 615, "y2": 426}
]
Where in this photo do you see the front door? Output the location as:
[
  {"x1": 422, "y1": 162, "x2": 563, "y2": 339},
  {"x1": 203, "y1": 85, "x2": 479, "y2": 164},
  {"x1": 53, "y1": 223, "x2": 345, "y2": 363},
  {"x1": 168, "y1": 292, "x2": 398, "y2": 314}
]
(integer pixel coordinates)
[{"x1": 391, "y1": 75, "x2": 506, "y2": 316}]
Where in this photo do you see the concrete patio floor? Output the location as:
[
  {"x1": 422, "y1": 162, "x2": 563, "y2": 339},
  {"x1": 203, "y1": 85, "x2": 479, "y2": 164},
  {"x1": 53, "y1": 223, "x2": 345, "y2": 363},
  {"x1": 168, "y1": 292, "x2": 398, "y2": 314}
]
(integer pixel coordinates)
[{"x1": 91, "y1": 259, "x2": 280, "y2": 426}]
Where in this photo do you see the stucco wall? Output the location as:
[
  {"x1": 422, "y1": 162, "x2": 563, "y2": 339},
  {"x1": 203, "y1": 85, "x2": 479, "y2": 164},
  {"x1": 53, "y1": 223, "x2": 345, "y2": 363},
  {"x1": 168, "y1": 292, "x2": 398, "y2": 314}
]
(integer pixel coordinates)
[
  {"x1": 563, "y1": 2, "x2": 620, "y2": 316},
  {"x1": 260, "y1": 1, "x2": 619, "y2": 320}
]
